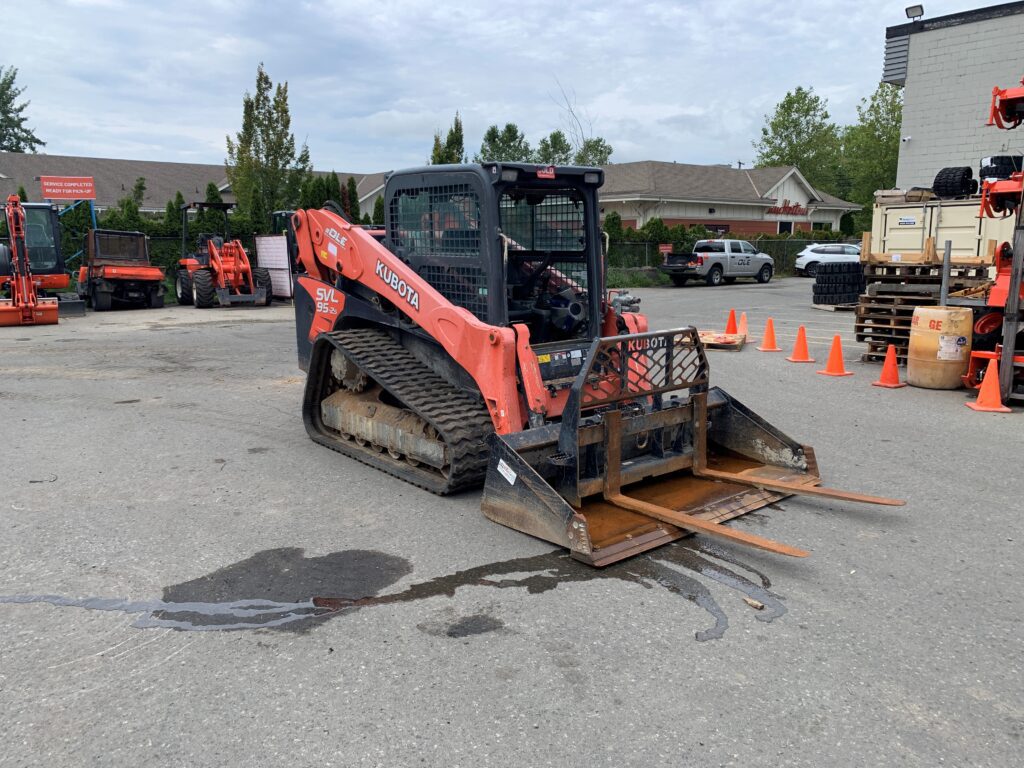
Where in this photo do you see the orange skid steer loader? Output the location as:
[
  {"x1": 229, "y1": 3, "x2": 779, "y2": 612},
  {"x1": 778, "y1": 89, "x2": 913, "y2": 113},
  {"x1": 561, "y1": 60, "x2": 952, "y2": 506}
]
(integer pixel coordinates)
[
  {"x1": 174, "y1": 202, "x2": 272, "y2": 308},
  {"x1": 289, "y1": 165, "x2": 902, "y2": 566}
]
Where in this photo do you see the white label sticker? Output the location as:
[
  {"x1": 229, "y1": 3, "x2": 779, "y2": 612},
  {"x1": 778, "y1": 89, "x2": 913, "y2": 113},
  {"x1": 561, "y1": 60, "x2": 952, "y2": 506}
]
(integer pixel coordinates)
[
  {"x1": 897, "y1": 216, "x2": 917, "y2": 226},
  {"x1": 937, "y1": 334, "x2": 967, "y2": 361},
  {"x1": 497, "y1": 459, "x2": 517, "y2": 485},
  {"x1": 891, "y1": 253, "x2": 902, "y2": 262}
]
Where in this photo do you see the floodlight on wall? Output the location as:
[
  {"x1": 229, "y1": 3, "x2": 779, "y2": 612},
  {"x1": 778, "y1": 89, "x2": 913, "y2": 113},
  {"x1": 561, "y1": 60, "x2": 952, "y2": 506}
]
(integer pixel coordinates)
[{"x1": 905, "y1": 4, "x2": 923, "y2": 20}]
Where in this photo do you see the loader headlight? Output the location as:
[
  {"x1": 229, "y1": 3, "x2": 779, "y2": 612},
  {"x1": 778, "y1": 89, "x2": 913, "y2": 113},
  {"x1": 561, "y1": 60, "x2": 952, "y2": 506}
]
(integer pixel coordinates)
[
  {"x1": 584, "y1": 172, "x2": 600, "y2": 184},
  {"x1": 500, "y1": 169, "x2": 519, "y2": 182}
]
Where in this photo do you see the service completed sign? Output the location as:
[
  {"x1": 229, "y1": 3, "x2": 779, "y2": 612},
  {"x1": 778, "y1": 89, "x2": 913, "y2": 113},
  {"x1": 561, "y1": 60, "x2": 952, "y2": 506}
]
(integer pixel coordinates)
[{"x1": 39, "y1": 176, "x2": 96, "y2": 200}]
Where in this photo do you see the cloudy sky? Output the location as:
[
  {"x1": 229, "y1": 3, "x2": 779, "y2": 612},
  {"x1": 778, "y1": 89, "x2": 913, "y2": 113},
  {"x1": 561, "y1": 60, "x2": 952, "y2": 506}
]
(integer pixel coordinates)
[{"x1": 7, "y1": 0, "x2": 993, "y2": 173}]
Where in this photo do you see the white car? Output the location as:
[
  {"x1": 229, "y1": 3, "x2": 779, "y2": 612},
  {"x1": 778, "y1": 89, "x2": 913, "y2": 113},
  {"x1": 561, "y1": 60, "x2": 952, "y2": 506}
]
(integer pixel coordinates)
[{"x1": 794, "y1": 243, "x2": 861, "y2": 277}]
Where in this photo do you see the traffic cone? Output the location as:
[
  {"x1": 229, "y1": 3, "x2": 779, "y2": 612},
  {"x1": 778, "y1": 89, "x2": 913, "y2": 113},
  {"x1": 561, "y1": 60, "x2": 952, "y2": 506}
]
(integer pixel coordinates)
[
  {"x1": 737, "y1": 312, "x2": 749, "y2": 340},
  {"x1": 757, "y1": 318, "x2": 781, "y2": 352},
  {"x1": 725, "y1": 309, "x2": 738, "y2": 335},
  {"x1": 817, "y1": 335, "x2": 853, "y2": 376},
  {"x1": 965, "y1": 358, "x2": 1011, "y2": 412},
  {"x1": 872, "y1": 344, "x2": 906, "y2": 388},
  {"x1": 786, "y1": 326, "x2": 815, "y2": 363}
]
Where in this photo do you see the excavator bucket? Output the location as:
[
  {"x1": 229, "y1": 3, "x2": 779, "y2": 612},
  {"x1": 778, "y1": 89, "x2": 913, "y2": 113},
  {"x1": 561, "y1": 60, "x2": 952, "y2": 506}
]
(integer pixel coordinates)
[{"x1": 482, "y1": 328, "x2": 901, "y2": 566}]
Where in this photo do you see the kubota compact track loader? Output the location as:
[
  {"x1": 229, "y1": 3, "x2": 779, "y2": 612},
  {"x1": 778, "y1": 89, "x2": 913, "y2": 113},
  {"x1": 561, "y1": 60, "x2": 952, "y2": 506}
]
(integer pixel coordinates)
[
  {"x1": 1, "y1": 195, "x2": 59, "y2": 326},
  {"x1": 174, "y1": 202, "x2": 272, "y2": 308},
  {"x1": 290, "y1": 164, "x2": 901, "y2": 566}
]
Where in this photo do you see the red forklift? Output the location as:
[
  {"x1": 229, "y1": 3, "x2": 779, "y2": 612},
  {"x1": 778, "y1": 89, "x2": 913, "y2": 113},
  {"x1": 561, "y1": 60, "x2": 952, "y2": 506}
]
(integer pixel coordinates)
[{"x1": 174, "y1": 201, "x2": 272, "y2": 308}]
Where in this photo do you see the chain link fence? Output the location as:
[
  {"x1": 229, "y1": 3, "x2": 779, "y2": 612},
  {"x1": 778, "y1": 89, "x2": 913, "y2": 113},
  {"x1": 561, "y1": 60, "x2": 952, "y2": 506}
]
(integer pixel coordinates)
[{"x1": 608, "y1": 238, "x2": 849, "y2": 276}]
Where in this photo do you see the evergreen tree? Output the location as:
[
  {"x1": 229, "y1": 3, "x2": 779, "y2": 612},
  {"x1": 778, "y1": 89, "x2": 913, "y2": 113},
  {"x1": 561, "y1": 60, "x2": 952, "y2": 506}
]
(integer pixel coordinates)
[
  {"x1": 347, "y1": 177, "x2": 360, "y2": 221},
  {"x1": 16, "y1": 185, "x2": 27, "y2": 202},
  {"x1": 0, "y1": 66, "x2": 44, "y2": 152},
  {"x1": 131, "y1": 177, "x2": 146, "y2": 206},
  {"x1": 361, "y1": 213, "x2": 371, "y2": 225},
  {"x1": 372, "y1": 196, "x2": 385, "y2": 225},
  {"x1": 430, "y1": 112, "x2": 466, "y2": 163},
  {"x1": 325, "y1": 171, "x2": 342, "y2": 204},
  {"x1": 340, "y1": 186, "x2": 351, "y2": 218}
]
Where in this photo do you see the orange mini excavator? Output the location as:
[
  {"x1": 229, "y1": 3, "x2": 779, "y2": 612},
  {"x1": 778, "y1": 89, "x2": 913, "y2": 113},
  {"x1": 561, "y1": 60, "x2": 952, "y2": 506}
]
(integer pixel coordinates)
[
  {"x1": 0, "y1": 194, "x2": 58, "y2": 326},
  {"x1": 289, "y1": 164, "x2": 902, "y2": 566}
]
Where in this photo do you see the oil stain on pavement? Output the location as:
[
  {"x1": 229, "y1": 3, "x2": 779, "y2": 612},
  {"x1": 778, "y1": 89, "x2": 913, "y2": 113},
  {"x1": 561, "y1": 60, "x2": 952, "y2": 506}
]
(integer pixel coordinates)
[{"x1": 0, "y1": 541, "x2": 785, "y2": 641}]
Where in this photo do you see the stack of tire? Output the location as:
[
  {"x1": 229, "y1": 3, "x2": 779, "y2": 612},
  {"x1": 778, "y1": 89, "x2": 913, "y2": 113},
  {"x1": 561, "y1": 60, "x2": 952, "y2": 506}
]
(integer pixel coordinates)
[
  {"x1": 812, "y1": 262, "x2": 865, "y2": 305},
  {"x1": 979, "y1": 155, "x2": 1023, "y2": 182}
]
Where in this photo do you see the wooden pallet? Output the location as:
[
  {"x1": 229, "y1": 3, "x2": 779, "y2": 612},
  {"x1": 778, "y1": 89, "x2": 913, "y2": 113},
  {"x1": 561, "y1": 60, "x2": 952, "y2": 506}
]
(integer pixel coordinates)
[
  {"x1": 862, "y1": 344, "x2": 908, "y2": 365},
  {"x1": 863, "y1": 263, "x2": 990, "y2": 280},
  {"x1": 854, "y1": 290, "x2": 938, "y2": 355},
  {"x1": 811, "y1": 302, "x2": 857, "y2": 312}
]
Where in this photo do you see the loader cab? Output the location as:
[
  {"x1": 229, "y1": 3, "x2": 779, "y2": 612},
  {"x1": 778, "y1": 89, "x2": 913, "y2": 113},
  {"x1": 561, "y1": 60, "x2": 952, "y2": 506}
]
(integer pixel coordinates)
[
  {"x1": 179, "y1": 201, "x2": 234, "y2": 266},
  {"x1": 384, "y1": 163, "x2": 604, "y2": 345}
]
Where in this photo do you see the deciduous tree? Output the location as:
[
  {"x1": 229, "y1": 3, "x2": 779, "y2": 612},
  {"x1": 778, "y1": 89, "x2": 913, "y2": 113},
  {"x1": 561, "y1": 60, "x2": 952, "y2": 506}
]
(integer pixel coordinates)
[
  {"x1": 843, "y1": 83, "x2": 902, "y2": 232},
  {"x1": 226, "y1": 63, "x2": 312, "y2": 234},
  {"x1": 753, "y1": 86, "x2": 841, "y2": 195},
  {"x1": 474, "y1": 123, "x2": 533, "y2": 162}
]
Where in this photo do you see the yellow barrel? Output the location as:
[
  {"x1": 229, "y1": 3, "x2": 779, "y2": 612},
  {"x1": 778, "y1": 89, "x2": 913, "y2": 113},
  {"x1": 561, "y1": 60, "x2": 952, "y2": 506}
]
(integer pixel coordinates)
[{"x1": 906, "y1": 306, "x2": 973, "y2": 389}]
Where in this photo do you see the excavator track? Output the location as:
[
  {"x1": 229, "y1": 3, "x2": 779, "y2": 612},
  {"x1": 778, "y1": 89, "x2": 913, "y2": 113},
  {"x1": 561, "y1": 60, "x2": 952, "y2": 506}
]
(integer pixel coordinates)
[{"x1": 304, "y1": 328, "x2": 494, "y2": 495}]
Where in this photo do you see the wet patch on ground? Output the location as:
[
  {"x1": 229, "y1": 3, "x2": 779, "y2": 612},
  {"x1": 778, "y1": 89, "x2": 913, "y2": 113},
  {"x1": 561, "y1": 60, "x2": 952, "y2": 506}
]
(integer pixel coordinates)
[{"x1": 0, "y1": 538, "x2": 785, "y2": 641}]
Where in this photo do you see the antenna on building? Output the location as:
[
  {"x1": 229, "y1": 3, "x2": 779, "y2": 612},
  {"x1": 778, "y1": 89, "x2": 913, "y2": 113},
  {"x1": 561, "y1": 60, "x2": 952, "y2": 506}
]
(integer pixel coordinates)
[{"x1": 737, "y1": 161, "x2": 745, "y2": 170}]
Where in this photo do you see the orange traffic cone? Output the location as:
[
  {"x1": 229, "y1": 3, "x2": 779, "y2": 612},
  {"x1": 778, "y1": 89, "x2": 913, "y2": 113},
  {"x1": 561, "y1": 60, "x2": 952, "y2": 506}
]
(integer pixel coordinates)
[
  {"x1": 786, "y1": 325, "x2": 815, "y2": 363},
  {"x1": 872, "y1": 344, "x2": 906, "y2": 388},
  {"x1": 817, "y1": 335, "x2": 853, "y2": 376},
  {"x1": 757, "y1": 318, "x2": 781, "y2": 352},
  {"x1": 737, "y1": 312, "x2": 749, "y2": 340},
  {"x1": 725, "y1": 309, "x2": 738, "y2": 335},
  {"x1": 966, "y1": 358, "x2": 1011, "y2": 412}
]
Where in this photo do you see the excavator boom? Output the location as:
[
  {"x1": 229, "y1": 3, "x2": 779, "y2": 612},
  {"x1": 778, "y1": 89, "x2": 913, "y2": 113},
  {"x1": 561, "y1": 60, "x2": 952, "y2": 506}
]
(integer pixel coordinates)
[{"x1": 1, "y1": 195, "x2": 59, "y2": 326}]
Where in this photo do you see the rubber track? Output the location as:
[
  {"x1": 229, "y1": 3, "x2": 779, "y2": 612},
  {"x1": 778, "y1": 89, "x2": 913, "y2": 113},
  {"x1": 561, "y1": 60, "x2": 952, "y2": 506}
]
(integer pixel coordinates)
[{"x1": 310, "y1": 328, "x2": 494, "y2": 495}]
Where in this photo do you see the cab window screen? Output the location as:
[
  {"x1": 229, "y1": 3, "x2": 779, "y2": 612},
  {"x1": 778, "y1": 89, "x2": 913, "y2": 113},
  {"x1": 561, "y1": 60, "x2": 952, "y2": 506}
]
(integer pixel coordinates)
[{"x1": 499, "y1": 189, "x2": 585, "y2": 252}]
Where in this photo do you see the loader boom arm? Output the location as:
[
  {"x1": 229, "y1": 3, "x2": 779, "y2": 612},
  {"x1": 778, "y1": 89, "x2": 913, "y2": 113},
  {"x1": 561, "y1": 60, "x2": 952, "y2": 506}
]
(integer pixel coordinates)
[{"x1": 290, "y1": 208, "x2": 524, "y2": 433}]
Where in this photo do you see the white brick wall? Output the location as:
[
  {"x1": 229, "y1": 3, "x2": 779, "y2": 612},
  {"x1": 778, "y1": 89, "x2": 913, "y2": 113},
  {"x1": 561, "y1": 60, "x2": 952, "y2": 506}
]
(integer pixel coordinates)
[{"x1": 896, "y1": 13, "x2": 1024, "y2": 188}]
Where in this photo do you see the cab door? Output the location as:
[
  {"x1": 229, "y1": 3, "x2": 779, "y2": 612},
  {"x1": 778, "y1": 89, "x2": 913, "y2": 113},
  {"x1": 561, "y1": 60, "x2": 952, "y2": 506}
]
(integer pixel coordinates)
[{"x1": 729, "y1": 241, "x2": 754, "y2": 276}]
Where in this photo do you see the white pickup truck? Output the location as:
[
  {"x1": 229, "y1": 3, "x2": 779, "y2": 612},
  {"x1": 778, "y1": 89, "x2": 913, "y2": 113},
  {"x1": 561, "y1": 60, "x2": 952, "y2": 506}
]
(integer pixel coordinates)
[{"x1": 659, "y1": 239, "x2": 774, "y2": 286}]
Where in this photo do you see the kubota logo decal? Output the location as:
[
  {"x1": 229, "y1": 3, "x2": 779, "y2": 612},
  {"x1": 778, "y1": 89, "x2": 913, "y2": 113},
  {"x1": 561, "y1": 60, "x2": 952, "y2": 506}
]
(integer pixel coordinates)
[{"x1": 375, "y1": 260, "x2": 420, "y2": 311}]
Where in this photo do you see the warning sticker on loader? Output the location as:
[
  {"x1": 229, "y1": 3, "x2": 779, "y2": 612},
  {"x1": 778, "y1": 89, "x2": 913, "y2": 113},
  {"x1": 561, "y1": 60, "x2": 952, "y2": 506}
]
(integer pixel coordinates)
[
  {"x1": 937, "y1": 335, "x2": 968, "y2": 361},
  {"x1": 497, "y1": 459, "x2": 517, "y2": 485}
]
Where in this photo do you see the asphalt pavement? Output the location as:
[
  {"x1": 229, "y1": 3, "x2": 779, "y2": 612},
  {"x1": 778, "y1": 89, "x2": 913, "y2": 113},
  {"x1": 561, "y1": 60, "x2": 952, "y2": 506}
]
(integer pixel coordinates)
[{"x1": 0, "y1": 278, "x2": 1020, "y2": 767}]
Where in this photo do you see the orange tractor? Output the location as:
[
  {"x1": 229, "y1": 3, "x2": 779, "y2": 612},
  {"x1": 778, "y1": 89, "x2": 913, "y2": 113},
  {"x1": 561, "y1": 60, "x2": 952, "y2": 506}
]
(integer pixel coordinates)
[
  {"x1": 288, "y1": 165, "x2": 901, "y2": 566},
  {"x1": 174, "y1": 201, "x2": 271, "y2": 308},
  {"x1": 0, "y1": 195, "x2": 59, "y2": 326}
]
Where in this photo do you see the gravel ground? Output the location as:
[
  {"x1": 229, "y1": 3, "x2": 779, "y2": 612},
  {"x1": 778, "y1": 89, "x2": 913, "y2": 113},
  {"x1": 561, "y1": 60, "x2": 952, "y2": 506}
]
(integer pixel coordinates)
[{"x1": 0, "y1": 279, "x2": 1020, "y2": 767}]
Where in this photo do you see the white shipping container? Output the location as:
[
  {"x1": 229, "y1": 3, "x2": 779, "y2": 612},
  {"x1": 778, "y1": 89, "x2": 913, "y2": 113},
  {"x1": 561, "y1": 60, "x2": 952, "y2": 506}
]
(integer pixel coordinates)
[{"x1": 870, "y1": 198, "x2": 1015, "y2": 262}]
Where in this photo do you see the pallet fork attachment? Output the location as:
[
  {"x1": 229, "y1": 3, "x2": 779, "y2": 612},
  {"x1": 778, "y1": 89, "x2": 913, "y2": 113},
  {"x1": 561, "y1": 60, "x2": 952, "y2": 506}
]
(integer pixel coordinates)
[{"x1": 482, "y1": 329, "x2": 903, "y2": 567}]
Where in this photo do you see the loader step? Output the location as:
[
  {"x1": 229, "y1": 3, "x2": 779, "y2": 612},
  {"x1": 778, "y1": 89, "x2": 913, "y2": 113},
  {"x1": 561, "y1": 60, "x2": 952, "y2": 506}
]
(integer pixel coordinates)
[{"x1": 303, "y1": 327, "x2": 494, "y2": 494}]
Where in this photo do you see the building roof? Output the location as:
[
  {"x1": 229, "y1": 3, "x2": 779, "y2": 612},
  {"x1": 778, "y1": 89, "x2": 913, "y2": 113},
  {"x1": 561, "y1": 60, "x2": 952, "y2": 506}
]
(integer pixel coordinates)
[
  {"x1": 600, "y1": 160, "x2": 858, "y2": 210},
  {"x1": 0, "y1": 151, "x2": 382, "y2": 211},
  {"x1": 886, "y1": 0, "x2": 1024, "y2": 38}
]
